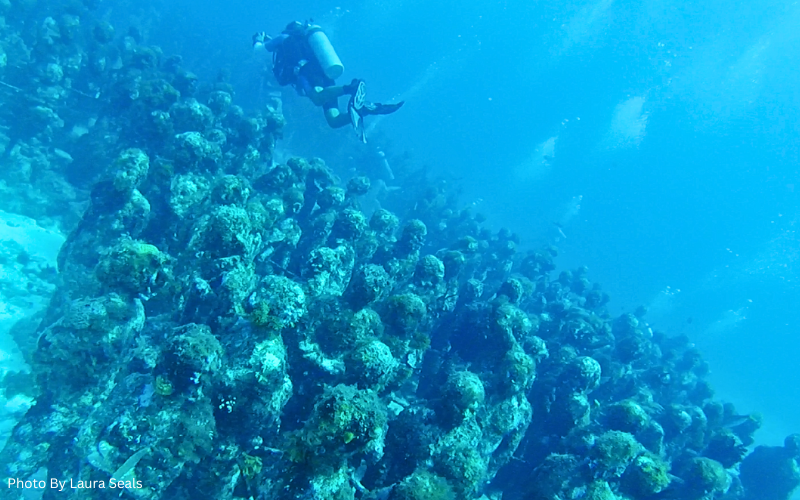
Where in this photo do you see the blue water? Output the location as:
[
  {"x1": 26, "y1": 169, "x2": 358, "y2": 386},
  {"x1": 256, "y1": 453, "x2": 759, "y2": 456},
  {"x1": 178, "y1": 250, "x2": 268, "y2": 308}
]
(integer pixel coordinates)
[{"x1": 137, "y1": 0, "x2": 800, "y2": 447}]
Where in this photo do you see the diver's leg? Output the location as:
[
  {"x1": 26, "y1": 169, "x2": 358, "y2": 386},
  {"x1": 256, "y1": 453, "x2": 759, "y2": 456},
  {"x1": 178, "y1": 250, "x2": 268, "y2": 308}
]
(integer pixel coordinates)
[
  {"x1": 308, "y1": 85, "x2": 347, "y2": 107},
  {"x1": 308, "y1": 79, "x2": 362, "y2": 107},
  {"x1": 323, "y1": 106, "x2": 353, "y2": 129}
]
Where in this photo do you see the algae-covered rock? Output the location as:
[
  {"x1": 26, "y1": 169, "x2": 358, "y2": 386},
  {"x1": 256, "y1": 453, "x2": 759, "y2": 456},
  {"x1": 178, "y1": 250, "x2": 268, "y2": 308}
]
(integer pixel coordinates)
[
  {"x1": 384, "y1": 293, "x2": 427, "y2": 336},
  {"x1": 211, "y1": 174, "x2": 250, "y2": 206},
  {"x1": 169, "y1": 173, "x2": 210, "y2": 217},
  {"x1": 247, "y1": 275, "x2": 306, "y2": 331},
  {"x1": 292, "y1": 384, "x2": 388, "y2": 471},
  {"x1": 347, "y1": 263, "x2": 392, "y2": 307},
  {"x1": 170, "y1": 98, "x2": 214, "y2": 132},
  {"x1": 194, "y1": 205, "x2": 255, "y2": 258},
  {"x1": 590, "y1": 430, "x2": 643, "y2": 477},
  {"x1": 603, "y1": 399, "x2": 651, "y2": 434},
  {"x1": 433, "y1": 442, "x2": 487, "y2": 497},
  {"x1": 96, "y1": 238, "x2": 167, "y2": 294},
  {"x1": 174, "y1": 131, "x2": 221, "y2": 171},
  {"x1": 683, "y1": 456, "x2": 730, "y2": 497},
  {"x1": 165, "y1": 323, "x2": 223, "y2": 378},
  {"x1": 318, "y1": 185, "x2": 346, "y2": 210},
  {"x1": 445, "y1": 370, "x2": 485, "y2": 414},
  {"x1": 370, "y1": 208, "x2": 399, "y2": 236},
  {"x1": 740, "y1": 439, "x2": 800, "y2": 500},
  {"x1": 333, "y1": 207, "x2": 368, "y2": 240},
  {"x1": 344, "y1": 339, "x2": 398, "y2": 390},
  {"x1": 414, "y1": 254, "x2": 445, "y2": 287},
  {"x1": 397, "y1": 219, "x2": 427, "y2": 254},
  {"x1": 346, "y1": 175, "x2": 371, "y2": 197},
  {"x1": 389, "y1": 470, "x2": 455, "y2": 500},
  {"x1": 207, "y1": 91, "x2": 232, "y2": 116},
  {"x1": 305, "y1": 245, "x2": 355, "y2": 297},
  {"x1": 112, "y1": 148, "x2": 150, "y2": 194},
  {"x1": 621, "y1": 453, "x2": 671, "y2": 496}
]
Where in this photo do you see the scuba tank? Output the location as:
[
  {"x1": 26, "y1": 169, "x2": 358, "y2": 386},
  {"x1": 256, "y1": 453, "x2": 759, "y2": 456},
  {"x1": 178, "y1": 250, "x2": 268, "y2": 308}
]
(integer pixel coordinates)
[{"x1": 305, "y1": 24, "x2": 344, "y2": 80}]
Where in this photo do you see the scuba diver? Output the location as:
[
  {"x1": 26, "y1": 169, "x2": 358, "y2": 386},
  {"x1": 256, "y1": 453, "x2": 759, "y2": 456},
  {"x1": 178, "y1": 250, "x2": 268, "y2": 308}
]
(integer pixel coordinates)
[{"x1": 253, "y1": 21, "x2": 404, "y2": 143}]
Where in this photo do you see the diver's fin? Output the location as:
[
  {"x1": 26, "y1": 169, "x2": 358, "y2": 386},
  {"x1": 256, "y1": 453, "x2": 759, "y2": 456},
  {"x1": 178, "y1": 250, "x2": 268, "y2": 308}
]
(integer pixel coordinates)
[
  {"x1": 344, "y1": 78, "x2": 363, "y2": 96},
  {"x1": 348, "y1": 103, "x2": 367, "y2": 143},
  {"x1": 354, "y1": 118, "x2": 367, "y2": 143},
  {"x1": 348, "y1": 102, "x2": 360, "y2": 128},
  {"x1": 348, "y1": 80, "x2": 368, "y2": 143},
  {"x1": 349, "y1": 80, "x2": 367, "y2": 111},
  {"x1": 362, "y1": 101, "x2": 405, "y2": 116}
]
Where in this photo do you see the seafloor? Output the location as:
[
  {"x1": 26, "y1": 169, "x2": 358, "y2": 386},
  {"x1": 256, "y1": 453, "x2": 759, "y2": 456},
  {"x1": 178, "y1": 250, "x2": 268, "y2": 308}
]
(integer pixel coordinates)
[{"x1": 0, "y1": 1, "x2": 798, "y2": 500}]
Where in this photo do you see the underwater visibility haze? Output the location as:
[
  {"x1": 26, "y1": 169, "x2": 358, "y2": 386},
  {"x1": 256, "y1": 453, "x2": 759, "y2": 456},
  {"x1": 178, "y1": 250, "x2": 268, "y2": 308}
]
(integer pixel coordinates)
[{"x1": 0, "y1": 0, "x2": 799, "y2": 499}]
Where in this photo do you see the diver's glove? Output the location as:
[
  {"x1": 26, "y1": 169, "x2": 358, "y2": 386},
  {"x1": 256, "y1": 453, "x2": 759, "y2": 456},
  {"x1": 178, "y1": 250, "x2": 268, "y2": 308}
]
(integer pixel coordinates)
[{"x1": 252, "y1": 32, "x2": 268, "y2": 47}]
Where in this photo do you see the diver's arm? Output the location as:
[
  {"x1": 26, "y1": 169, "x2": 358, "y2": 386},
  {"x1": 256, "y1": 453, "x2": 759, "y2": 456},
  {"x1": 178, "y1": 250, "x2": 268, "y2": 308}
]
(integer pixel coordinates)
[
  {"x1": 253, "y1": 33, "x2": 288, "y2": 53},
  {"x1": 264, "y1": 34, "x2": 288, "y2": 51}
]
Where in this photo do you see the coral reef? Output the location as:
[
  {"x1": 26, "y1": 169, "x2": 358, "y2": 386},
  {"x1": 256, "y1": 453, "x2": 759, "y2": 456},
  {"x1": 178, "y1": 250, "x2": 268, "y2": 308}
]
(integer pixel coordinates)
[{"x1": 0, "y1": 2, "x2": 797, "y2": 500}]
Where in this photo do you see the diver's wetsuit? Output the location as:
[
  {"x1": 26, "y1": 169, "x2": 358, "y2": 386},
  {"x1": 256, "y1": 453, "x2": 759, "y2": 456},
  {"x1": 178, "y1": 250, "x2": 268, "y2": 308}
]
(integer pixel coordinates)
[{"x1": 262, "y1": 33, "x2": 338, "y2": 112}]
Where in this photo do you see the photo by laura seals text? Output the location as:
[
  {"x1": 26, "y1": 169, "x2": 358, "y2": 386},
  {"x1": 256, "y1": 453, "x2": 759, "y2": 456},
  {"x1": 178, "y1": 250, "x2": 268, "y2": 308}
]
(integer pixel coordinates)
[{"x1": 6, "y1": 478, "x2": 144, "y2": 490}]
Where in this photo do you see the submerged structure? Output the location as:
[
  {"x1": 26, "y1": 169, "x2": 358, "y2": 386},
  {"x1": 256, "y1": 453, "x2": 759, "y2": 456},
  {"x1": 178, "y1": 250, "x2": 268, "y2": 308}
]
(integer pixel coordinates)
[{"x1": 0, "y1": 1, "x2": 798, "y2": 500}]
